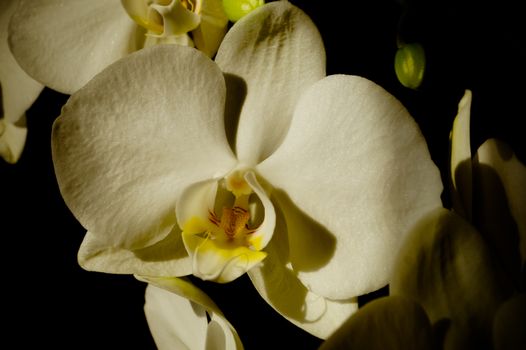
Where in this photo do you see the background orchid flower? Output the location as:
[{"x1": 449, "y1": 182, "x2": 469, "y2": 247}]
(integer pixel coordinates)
[
  {"x1": 51, "y1": 2, "x2": 442, "y2": 339},
  {"x1": 450, "y1": 90, "x2": 526, "y2": 287},
  {"x1": 0, "y1": 0, "x2": 43, "y2": 163},
  {"x1": 142, "y1": 277, "x2": 243, "y2": 350},
  {"x1": 8, "y1": 0, "x2": 228, "y2": 95}
]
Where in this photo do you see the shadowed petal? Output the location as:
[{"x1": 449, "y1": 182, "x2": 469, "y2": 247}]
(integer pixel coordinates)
[{"x1": 259, "y1": 75, "x2": 443, "y2": 300}]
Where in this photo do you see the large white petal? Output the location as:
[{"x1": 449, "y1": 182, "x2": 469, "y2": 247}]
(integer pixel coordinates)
[
  {"x1": 258, "y1": 75, "x2": 443, "y2": 300},
  {"x1": 145, "y1": 284, "x2": 208, "y2": 350},
  {"x1": 248, "y1": 223, "x2": 358, "y2": 339},
  {"x1": 78, "y1": 230, "x2": 191, "y2": 277},
  {"x1": 52, "y1": 45, "x2": 236, "y2": 250},
  {"x1": 0, "y1": 0, "x2": 43, "y2": 124},
  {"x1": 215, "y1": 1, "x2": 325, "y2": 165},
  {"x1": 449, "y1": 90, "x2": 473, "y2": 220},
  {"x1": 8, "y1": 0, "x2": 139, "y2": 94}
]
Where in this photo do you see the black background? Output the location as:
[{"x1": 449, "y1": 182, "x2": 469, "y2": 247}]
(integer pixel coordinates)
[{"x1": 2, "y1": 0, "x2": 525, "y2": 348}]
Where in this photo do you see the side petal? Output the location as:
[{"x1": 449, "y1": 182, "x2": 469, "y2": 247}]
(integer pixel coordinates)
[
  {"x1": 52, "y1": 45, "x2": 236, "y2": 250},
  {"x1": 474, "y1": 139, "x2": 526, "y2": 282},
  {"x1": 0, "y1": 0, "x2": 43, "y2": 125},
  {"x1": 258, "y1": 75, "x2": 443, "y2": 300},
  {"x1": 144, "y1": 283, "x2": 208, "y2": 350},
  {"x1": 215, "y1": 1, "x2": 326, "y2": 165},
  {"x1": 319, "y1": 296, "x2": 434, "y2": 350},
  {"x1": 449, "y1": 89, "x2": 473, "y2": 220},
  {"x1": 9, "y1": 0, "x2": 139, "y2": 94},
  {"x1": 139, "y1": 275, "x2": 243, "y2": 349},
  {"x1": 391, "y1": 208, "x2": 513, "y2": 349},
  {"x1": 78, "y1": 230, "x2": 191, "y2": 277},
  {"x1": 248, "y1": 227, "x2": 358, "y2": 339}
]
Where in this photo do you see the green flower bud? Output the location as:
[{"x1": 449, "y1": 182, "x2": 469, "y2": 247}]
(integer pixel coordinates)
[
  {"x1": 222, "y1": 0, "x2": 265, "y2": 22},
  {"x1": 395, "y1": 43, "x2": 426, "y2": 90}
]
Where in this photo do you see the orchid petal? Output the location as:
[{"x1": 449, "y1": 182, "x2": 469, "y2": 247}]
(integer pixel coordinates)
[
  {"x1": 52, "y1": 45, "x2": 236, "y2": 250},
  {"x1": 449, "y1": 90, "x2": 473, "y2": 220},
  {"x1": 1, "y1": 0, "x2": 43, "y2": 124},
  {"x1": 244, "y1": 171, "x2": 275, "y2": 250},
  {"x1": 0, "y1": 118, "x2": 27, "y2": 164},
  {"x1": 176, "y1": 179, "x2": 219, "y2": 232},
  {"x1": 215, "y1": 1, "x2": 325, "y2": 165},
  {"x1": 206, "y1": 314, "x2": 243, "y2": 350},
  {"x1": 258, "y1": 75, "x2": 443, "y2": 300},
  {"x1": 493, "y1": 294, "x2": 526, "y2": 350},
  {"x1": 248, "y1": 225, "x2": 358, "y2": 339},
  {"x1": 9, "y1": 0, "x2": 139, "y2": 94},
  {"x1": 144, "y1": 283, "x2": 208, "y2": 350},
  {"x1": 191, "y1": 0, "x2": 228, "y2": 57},
  {"x1": 1, "y1": 0, "x2": 42, "y2": 163},
  {"x1": 320, "y1": 296, "x2": 434, "y2": 350},
  {"x1": 474, "y1": 139, "x2": 526, "y2": 280},
  {"x1": 139, "y1": 275, "x2": 243, "y2": 349},
  {"x1": 391, "y1": 208, "x2": 513, "y2": 349},
  {"x1": 78, "y1": 230, "x2": 191, "y2": 277}
]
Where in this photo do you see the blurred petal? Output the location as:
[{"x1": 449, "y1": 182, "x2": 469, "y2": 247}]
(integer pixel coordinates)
[
  {"x1": 0, "y1": 118, "x2": 27, "y2": 164},
  {"x1": 449, "y1": 90, "x2": 473, "y2": 220},
  {"x1": 145, "y1": 284, "x2": 208, "y2": 350},
  {"x1": 391, "y1": 208, "x2": 513, "y2": 349},
  {"x1": 215, "y1": 1, "x2": 325, "y2": 164},
  {"x1": 258, "y1": 75, "x2": 443, "y2": 300},
  {"x1": 78, "y1": 230, "x2": 191, "y2": 277},
  {"x1": 248, "y1": 226, "x2": 358, "y2": 339},
  {"x1": 139, "y1": 275, "x2": 243, "y2": 349},
  {"x1": 320, "y1": 296, "x2": 433, "y2": 350},
  {"x1": 474, "y1": 139, "x2": 526, "y2": 274},
  {"x1": 9, "y1": 0, "x2": 139, "y2": 94},
  {"x1": 52, "y1": 45, "x2": 236, "y2": 250},
  {"x1": 192, "y1": 0, "x2": 228, "y2": 57},
  {"x1": 493, "y1": 294, "x2": 526, "y2": 350},
  {"x1": 0, "y1": 0, "x2": 43, "y2": 124}
]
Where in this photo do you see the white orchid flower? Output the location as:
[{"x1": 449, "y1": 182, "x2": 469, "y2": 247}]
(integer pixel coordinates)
[
  {"x1": 8, "y1": 0, "x2": 228, "y2": 95},
  {"x1": 0, "y1": 0, "x2": 43, "y2": 163},
  {"x1": 142, "y1": 277, "x2": 243, "y2": 350},
  {"x1": 52, "y1": 2, "x2": 442, "y2": 338}
]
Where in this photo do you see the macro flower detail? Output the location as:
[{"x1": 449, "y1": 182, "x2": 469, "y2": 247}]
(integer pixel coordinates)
[
  {"x1": 178, "y1": 170, "x2": 273, "y2": 282},
  {"x1": 52, "y1": 2, "x2": 442, "y2": 338},
  {"x1": 0, "y1": 0, "x2": 43, "y2": 163},
  {"x1": 8, "y1": 0, "x2": 228, "y2": 94}
]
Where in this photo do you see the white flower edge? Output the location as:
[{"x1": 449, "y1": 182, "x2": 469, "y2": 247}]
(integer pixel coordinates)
[{"x1": 141, "y1": 276, "x2": 243, "y2": 350}]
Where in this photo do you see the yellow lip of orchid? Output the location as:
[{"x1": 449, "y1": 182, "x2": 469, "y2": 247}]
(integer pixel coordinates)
[{"x1": 178, "y1": 169, "x2": 274, "y2": 283}]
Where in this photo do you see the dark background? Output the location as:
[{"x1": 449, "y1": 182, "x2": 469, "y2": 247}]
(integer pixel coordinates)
[{"x1": 2, "y1": 0, "x2": 524, "y2": 348}]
